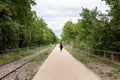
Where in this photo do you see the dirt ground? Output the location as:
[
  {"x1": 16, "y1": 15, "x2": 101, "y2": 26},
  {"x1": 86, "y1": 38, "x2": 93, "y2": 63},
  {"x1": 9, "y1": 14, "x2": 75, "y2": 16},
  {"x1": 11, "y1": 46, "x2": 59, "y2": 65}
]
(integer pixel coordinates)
[{"x1": 66, "y1": 45, "x2": 120, "y2": 80}]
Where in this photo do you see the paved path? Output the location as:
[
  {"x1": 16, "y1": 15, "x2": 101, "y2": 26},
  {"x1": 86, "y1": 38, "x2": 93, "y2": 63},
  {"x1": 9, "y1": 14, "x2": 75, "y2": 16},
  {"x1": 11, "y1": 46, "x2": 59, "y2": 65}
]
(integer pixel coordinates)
[{"x1": 33, "y1": 45, "x2": 101, "y2": 80}]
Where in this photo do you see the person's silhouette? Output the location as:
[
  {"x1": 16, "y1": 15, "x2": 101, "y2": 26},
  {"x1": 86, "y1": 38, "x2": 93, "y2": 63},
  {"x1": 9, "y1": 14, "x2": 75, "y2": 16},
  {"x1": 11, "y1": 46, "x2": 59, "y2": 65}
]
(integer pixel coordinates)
[{"x1": 60, "y1": 42, "x2": 63, "y2": 51}]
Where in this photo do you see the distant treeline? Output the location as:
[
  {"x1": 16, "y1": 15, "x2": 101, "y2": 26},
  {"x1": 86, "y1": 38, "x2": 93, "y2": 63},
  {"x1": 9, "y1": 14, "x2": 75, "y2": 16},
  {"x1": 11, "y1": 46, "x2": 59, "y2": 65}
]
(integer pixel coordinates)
[
  {"x1": 62, "y1": 0, "x2": 120, "y2": 52},
  {"x1": 0, "y1": 0, "x2": 57, "y2": 51}
]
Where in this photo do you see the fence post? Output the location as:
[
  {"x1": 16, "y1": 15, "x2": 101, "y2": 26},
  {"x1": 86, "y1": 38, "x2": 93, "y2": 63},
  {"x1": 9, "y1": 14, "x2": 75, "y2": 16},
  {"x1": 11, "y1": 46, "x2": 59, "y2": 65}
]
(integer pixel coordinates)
[
  {"x1": 98, "y1": 50, "x2": 99, "y2": 56},
  {"x1": 87, "y1": 48, "x2": 89, "y2": 54},
  {"x1": 104, "y1": 51, "x2": 106, "y2": 59},
  {"x1": 111, "y1": 52, "x2": 114, "y2": 62}
]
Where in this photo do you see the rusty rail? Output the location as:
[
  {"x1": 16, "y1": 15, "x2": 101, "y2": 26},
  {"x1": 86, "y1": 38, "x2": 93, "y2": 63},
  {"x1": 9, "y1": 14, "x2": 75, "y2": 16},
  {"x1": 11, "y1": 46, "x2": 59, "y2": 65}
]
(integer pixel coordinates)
[{"x1": 0, "y1": 47, "x2": 50, "y2": 80}]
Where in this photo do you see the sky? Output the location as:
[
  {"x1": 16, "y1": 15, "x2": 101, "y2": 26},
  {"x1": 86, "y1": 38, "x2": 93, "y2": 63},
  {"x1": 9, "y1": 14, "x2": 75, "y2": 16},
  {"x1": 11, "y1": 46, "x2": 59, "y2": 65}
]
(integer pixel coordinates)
[{"x1": 32, "y1": 0, "x2": 109, "y2": 39}]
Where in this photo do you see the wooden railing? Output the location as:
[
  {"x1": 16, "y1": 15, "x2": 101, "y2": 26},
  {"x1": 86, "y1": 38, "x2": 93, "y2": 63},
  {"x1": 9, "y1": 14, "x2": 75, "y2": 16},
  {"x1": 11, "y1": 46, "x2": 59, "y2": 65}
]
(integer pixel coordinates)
[{"x1": 73, "y1": 46, "x2": 120, "y2": 65}]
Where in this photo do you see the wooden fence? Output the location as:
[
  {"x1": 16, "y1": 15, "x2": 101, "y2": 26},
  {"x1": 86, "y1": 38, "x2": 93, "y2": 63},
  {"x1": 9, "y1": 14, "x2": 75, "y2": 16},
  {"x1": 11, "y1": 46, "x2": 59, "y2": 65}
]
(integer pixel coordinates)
[{"x1": 74, "y1": 46, "x2": 120, "y2": 65}]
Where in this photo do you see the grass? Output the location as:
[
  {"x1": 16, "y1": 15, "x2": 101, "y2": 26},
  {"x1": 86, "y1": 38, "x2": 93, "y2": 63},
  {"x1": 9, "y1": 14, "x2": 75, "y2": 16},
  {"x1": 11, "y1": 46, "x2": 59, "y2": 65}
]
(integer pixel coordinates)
[
  {"x1": 66, "y1": 47, "x2": 120, "y2": 80},
  {"x1": 0, "y1": 45, "x2": 51, "y2": 66},
  {"x1": 22, "y1": 45, "x2": 55, "y2": 80}
]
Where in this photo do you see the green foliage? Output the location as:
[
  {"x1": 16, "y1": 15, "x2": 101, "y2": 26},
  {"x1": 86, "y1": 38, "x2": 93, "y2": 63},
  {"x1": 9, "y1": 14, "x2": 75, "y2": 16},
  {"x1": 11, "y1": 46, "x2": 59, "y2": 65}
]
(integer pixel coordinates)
[
  {"x1": 62, "y1": 8, "x2": 102, "y2": 48},
  {"x1": 31, "y1": 18, "x2": 57, "y2": 46},
  {"x1": 62, "y1": 21, "x2": 78, "y2": 44},
  {"x1": 62, "y1": 3, "x2": 120, "y2": 52},
  {"x1": 102, "y1": 0, "x2": 120, "y2": 51},
  {"x1": 0, "y1": 0, "x2": 57, "y2": 51}
]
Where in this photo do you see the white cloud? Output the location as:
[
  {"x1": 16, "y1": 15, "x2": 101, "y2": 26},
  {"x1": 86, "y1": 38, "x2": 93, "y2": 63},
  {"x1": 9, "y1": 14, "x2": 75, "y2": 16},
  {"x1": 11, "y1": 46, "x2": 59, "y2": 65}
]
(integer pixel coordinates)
[{"x1": 32, "y1": 0, "x2": 109, "y2": 39}]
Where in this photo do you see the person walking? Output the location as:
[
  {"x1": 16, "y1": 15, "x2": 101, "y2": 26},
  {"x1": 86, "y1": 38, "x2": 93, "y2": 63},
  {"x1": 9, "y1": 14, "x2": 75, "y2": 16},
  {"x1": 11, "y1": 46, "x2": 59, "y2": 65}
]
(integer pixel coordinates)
[{"x1": 60, "y1": 42, "x2": 63, "y2": 51}]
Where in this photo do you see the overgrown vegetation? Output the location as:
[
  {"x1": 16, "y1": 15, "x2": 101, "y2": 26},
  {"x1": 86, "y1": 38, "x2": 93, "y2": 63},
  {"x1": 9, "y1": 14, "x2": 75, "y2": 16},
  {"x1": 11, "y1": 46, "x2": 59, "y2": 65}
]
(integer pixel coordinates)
[
  {"x1": 1, "y1": 44, "x2": 55, "y2": 80},
  {"x1": 15, "y1": 45, "x2": 55, "y2": 80},
  {"x1": 0, "y1": 0, "x2": 57, "y2": 51},
  {"x1": 0, "y1": 45, "x2": 51, "y2": 66},
  {"x1": 62, "y1": 0, "x2": 120, "y2": 52},
  {"x1": 66, "y1": 46, "x2": 120, "y2": 80}
]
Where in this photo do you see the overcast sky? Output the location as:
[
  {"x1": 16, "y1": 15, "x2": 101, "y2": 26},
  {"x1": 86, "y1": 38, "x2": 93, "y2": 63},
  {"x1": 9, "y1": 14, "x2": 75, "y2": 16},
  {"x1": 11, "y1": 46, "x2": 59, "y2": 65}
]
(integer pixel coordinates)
[{"x1": 32, "y1": 0, "x2": 109, "y2": 39}]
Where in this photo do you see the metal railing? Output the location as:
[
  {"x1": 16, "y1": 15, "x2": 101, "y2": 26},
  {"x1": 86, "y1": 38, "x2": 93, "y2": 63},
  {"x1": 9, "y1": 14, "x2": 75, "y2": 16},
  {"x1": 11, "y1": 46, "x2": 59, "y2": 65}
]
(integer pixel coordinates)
[
  {"x1": 0, "y1": 45, "x2": 47, "y2": 66},
  {"x1": 0, "y1": 45, "x2": 45, "y2": 54},
  {"x1": 0, "y1": 47, "x2": 29, "y2": 54}
]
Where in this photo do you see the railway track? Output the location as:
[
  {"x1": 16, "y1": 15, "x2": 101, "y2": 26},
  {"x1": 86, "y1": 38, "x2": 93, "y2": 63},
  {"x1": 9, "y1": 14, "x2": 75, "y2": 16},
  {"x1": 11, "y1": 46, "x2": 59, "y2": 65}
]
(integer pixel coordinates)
[{"x1": 0, "y1": 47, "x2": 50, "y2": 80}]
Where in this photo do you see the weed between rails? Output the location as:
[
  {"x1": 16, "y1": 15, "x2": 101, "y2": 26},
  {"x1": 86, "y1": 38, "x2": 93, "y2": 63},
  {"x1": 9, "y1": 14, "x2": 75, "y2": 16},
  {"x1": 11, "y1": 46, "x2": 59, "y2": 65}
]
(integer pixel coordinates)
[
  {"x1": 0, "y1": 45, "x2": 50, "y2": 66},
  {"x1": 14, "y1": 45, "x2": 55, "y2": 80},
  {"x1": 1, "y1": 45, "x2": 55, "y2": 80}
]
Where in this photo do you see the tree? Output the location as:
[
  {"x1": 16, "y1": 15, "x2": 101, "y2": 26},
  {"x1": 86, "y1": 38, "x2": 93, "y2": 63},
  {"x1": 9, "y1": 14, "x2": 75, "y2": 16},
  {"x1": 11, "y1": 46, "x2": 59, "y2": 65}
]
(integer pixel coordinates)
[
  {"x1": 102, "y1": 0, "x2": 120, "y2": 51},
  {"x1": 0, "y1": 0, "x2": 57, "y2": 51},
  {"x1": 31, "y1": 18, "x2": 57, "y2": 45}
]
